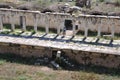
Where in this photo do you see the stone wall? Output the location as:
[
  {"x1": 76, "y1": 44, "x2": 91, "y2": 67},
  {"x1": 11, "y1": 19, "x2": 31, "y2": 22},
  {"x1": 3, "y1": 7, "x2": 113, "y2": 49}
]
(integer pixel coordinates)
[
  {"x1": 0, "y1": 8, "x2": 120, "y2": 35},
  {"x1": 63, "y1": 50, "x2": 120, "y2": 69},
  {"x1": 0, "y1": 42, "x2": 52, "y2": 57},
  {"x1": 0, "y1": 42, "x2": 120, "y2": 69}
]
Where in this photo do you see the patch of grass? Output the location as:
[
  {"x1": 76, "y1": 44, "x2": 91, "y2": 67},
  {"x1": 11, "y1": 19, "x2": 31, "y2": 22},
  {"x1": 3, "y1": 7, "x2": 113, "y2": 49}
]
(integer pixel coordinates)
[
  {"x1": 0, "y1": 59, "x2": 6, "y2": 65},
  {"x1": 17, "y1": 75, "x2": 31, "y2": 80},
  {"x1": 49, "y1": 28, "x2": 57, "y2": 34},
  {"x1": 76, "y1": 30, "x2": 120, "y2": 40},
  {"x1": 37, "y1": 27, "x2": 46, "y2": 33},
  {"x1": 36, "y1": 72, "x2": 46, "y2": 77},
  {"x1": 99, "y1": 0, "x2": 105, "y2": 2},
  {"x1": 3, "y1": 24, "x2": 11, "y2": 29},
  {"x1": 16, "y1": 70, "x2": 27, "y2": 75},
  {"x1": 1, "y1": 30, "x2": 11, "y2": 34},
  {"x1": 36, "y1": 71, "x2": 56, "y2": 80},
  {"x1": 1, "y1": 24, "x2": 57, "y2": 35},
  {"x1": 43, "y1": 77, "x2": 50, "y2": 80},
  {"x1": 72, "y1": 72, "x2": 100, "y2": 80},
  {"x1": 0, "y1": 76, "x2": 14, "y2": 80}
]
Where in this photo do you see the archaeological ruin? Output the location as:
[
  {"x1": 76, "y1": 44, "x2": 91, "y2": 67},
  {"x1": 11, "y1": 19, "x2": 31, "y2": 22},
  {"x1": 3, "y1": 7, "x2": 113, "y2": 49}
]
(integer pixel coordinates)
[{"x1": 0, "y1": 8, "x2": 120, "y2": 69}]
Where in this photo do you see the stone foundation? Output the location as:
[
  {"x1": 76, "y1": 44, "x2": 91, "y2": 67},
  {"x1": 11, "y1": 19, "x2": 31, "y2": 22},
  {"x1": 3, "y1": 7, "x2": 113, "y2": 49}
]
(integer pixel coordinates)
[
  {"x1": 0, "y1": 42, "x2": 120, "y2": 69},
  {"x1": 63, "y1": 50, "x2": 120, "y2": 69},
  {"x1": 0, "y1": 42, "x2": 52, "y2": 57}
]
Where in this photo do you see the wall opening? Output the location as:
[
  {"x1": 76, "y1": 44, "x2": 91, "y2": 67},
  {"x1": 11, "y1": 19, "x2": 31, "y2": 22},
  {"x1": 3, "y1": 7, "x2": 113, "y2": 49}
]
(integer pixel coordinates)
[
  {"x1": 52, "y1": 50, "x2": 57, "y2": 60},
  {"x1": 64, "y1": 20, "x2": 73, "y2": 30},
  {"x1": 51, "y1": 50, "x2": 65, "y2": 60},
  {"x1": 20, "y1": 16, "x2": 23, "y2": 28}
]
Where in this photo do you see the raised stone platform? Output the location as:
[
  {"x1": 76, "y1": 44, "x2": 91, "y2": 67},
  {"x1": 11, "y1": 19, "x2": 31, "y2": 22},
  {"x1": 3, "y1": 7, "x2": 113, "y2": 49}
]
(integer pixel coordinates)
[
  {"x1": 0, "y1": 33, "x2": 119, "y2": 55},
  {"x1": 0, "y1": 33, "x2": 120, "y2": 69}
]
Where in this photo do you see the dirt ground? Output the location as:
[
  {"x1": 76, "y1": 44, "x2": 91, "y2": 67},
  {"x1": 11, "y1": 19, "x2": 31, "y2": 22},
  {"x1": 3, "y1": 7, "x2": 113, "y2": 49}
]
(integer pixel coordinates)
[{"x1": 0, "y1": 59, "x2": 120, "y2": 80}]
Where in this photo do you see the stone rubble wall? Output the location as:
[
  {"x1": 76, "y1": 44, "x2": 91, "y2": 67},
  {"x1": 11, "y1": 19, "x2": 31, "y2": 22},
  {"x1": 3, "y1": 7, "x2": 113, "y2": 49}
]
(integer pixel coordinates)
[
  {"x1": 0, "y1": 42, "x2": 120, "y2": 69},
  {"x1": 0, "y1": 8, "x2": 120, "y2": 33},
  {"x1": 0, "y1": 42, "x2": 52, "y2": 58},
  {"x1": 63, "y1": 49, "x2": 120, "y2": 69}
]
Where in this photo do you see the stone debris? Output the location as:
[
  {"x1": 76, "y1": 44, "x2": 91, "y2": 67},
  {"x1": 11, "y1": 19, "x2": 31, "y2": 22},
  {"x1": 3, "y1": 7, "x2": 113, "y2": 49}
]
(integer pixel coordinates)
[
  {"x1": 34, "y1": 57, "x2": 49, "y2": 66},
  {"x1": 33, "y1": 51, "x2": 78, "y2": 70},
  {"x1": 50, "y1": 61, "x2": 61, "y2": 70}
]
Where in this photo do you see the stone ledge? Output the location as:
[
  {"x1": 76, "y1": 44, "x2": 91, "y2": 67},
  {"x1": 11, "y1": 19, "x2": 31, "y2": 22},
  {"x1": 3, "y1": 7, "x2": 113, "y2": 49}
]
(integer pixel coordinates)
[
  {"x1": 0, "y1": 35, "x2": 119, "y2": 68},
  {"x1": 0, "y1": 34, "x2": 119, "y2": 55}
]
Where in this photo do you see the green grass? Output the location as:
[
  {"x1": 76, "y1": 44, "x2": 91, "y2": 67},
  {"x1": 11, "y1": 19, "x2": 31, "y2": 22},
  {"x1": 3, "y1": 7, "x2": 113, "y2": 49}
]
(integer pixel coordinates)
[
  {"x1": 76, "y1": 30, "x2": 120, "y2": 40},
  {"x1": 2, "y1": 24, "x2": 57, "y2": 35},
  {"x1": 17, "y1": 75, "x2": 32, "y2": 80},
  {"x1": 1, "y1": 24, "x2": 120, "y2": 40},
  {"x1": 0, "y1": 59, "x2": 6, "y2": 65}
]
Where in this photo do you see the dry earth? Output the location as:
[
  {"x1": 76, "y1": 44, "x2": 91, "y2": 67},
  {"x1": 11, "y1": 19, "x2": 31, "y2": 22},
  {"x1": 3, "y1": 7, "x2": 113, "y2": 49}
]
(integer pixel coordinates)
[{"x1": 0, "y1": 61, "x2": 120, "y2": 80}]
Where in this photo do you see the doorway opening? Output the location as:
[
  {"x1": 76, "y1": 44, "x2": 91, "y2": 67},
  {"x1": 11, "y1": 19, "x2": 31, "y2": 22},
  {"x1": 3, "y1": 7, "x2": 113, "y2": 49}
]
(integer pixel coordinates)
[{"x1": 64, "y1": 20, "x2": 73, "y2": 30}]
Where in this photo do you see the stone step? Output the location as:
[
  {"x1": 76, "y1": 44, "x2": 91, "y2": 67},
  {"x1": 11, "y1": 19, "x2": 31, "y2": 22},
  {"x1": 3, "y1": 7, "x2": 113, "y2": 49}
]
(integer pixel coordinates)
[{"x1": 61, "y1": 56, "x2": 75, "y2": 68}]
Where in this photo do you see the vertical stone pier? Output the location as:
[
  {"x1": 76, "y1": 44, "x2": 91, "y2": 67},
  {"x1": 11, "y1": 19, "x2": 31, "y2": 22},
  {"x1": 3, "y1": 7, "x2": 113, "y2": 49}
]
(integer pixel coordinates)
[
  {"x1": 84, "y1": 18, "x2": 88, "y2": 37},
  {"x1": 10, "y1": 14, "x2": 15, "y2": 31},
  {"x1": 0, "y1": 15, "x2": 3, "y2": 30},
  {"x1": 97, "y1": 18, "x2": 102, "y2": 38},
  {"x1": 57, "y1": 16, "x2": 61, "y2": 34},
  {"x1": 34, "y1": 14, "x2": 39, "y2": 32},
  {"x1": 57, "y1": 23, "x2": 61, "y2": 34},
  {"x1": 45, "y1": 14, "x2": 49, "y2": 34},
  {"x1": 61, "y1": 19, "x2": 65, "y2": 35},
  {"x1": 111, "y1": 19, "x2": 115, "y2": 39},
  {"x1": 72, "y1": 19, "x2": 76, "y2": 36},
  {"x1": 22, "y1": 16, "x2": 26, "y2": 31}
]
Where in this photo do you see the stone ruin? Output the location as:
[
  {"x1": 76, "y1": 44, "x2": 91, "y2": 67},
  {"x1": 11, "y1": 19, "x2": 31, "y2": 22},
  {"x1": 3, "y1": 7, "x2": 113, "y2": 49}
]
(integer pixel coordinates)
[
  {"x1": 0, "y1": 8, "x2": 120, "y2": 69},
  {"x1": 0, "y1": 8, "x2": 120, "y2": 39},
  {"x1": 76, "y1": 0, "x2": 91, "y2": 8}
]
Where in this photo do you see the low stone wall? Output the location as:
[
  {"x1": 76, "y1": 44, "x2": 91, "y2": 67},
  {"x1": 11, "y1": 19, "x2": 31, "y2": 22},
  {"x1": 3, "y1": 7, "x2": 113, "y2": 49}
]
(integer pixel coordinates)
[
  {"x1": 0, "y1": 42, "x2": 52, "y2": 57},
  {"x1": 0, "y1": 42, "x2": 120, "y2": 69},
  {"x1": 63, "y1": 50, "x2": 120, "y2": 69}
]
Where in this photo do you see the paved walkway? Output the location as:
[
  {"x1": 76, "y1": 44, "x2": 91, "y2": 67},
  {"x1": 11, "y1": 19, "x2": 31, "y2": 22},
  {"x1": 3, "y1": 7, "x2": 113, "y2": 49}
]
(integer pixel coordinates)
[{"x1": 0, "y1": 32, "x2": 120, "y2": 55}]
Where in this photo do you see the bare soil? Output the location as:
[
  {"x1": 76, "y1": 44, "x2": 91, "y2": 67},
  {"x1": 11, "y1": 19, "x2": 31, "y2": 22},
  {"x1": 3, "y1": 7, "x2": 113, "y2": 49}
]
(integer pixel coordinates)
[{"x1": 0, "y1": 53, "x2": 120, "y2": 80}]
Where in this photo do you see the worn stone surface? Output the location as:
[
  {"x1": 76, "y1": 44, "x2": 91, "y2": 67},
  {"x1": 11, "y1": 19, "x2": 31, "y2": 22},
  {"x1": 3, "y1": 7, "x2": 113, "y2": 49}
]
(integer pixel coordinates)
[
  {"x1": 0, "y1": 34, "x2": 120, "y2": 68},
  {"x1": 0, "y1": 33, "x2": 119, "y2": 55}
]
